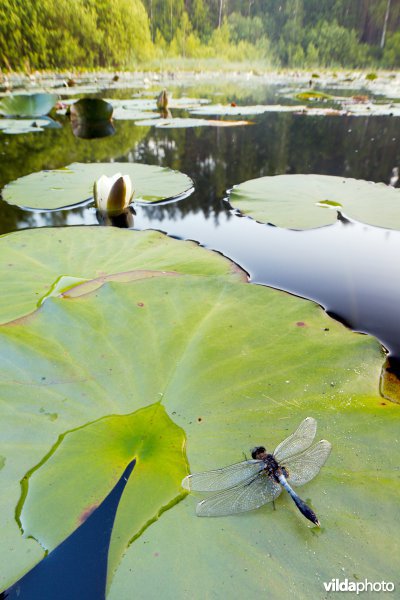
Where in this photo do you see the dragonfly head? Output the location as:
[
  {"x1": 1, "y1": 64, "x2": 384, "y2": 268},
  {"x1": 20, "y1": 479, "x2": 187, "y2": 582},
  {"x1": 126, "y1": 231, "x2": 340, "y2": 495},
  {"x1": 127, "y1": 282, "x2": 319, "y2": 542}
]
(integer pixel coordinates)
[{"x1": 251, "y1": 446, "x2": 267, "y2": 460}]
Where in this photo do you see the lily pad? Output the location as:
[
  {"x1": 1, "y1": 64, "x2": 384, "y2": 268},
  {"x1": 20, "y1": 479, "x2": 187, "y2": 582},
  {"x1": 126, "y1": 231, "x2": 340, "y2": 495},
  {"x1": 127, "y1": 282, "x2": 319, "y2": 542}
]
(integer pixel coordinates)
[
  {"x1": 0, "y1": 271, "x2": 396, "y2": 596},
  {"x1": 190, "y1": 104, "x2": 306, "y2": 116},
  {"x1": 112, "y1": 107, "x2": 160, "y2": 121},
  {"x1": 110, "y1": 98, "x2": 210, "y2": 112},
  {"x1": 2, "y1": 162, "x2": 194, "y2": 210},
  {"x1": 0, "y1": 117, "x2": 59, "y2": 134},
  {"x1": 134, "y1": 117, "x2": 251, "y2": 128},
  {"x1": 345, "y1": 103, "x2": 400, "y2": 117},
  {"x1": 0, "y1": 93, "x2": 58, "y2": 117},
  {"x1": 229, "y1": 174, "x2": 400, "y2": 230},
  {"x1": 0, "y1": 226, "x2": 244, "y2": 324},
  {"x1": 295, "y1": 91, "x2": 333, "y2": 101}
]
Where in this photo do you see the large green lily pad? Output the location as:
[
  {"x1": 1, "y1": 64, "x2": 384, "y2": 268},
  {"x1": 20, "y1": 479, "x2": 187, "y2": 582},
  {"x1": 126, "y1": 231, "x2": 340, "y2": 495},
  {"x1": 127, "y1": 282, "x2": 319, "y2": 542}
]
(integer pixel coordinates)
[
  {"x1": 2, "y1": 162, "x2": 194, "y2": 210},
  {"x1": 229, "y1": 174, "x2": 400, "y2": 230},
  {"x1": 0, "y1": 93, "x2": 58, "y2": 117},
  {"x1": 0, "y1": 268, "x2": 397, "y2": 596},
  {"x1": 0, "y1": 227, "x2": 244, "y2": 325}
]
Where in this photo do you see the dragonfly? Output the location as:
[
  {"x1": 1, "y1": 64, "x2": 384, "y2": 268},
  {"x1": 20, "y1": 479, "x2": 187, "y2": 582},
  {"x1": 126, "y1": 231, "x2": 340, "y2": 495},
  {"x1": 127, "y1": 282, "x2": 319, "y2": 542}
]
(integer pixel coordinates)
[{"x1": 182, "y1": 417, "x2": 331, "y2": 526}]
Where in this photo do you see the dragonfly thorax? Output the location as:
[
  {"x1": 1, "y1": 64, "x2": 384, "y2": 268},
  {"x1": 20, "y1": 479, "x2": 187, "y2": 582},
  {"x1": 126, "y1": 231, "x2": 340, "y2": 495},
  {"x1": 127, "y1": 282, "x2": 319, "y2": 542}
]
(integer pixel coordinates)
[{"x1": 251, "y1": 447, "x2": 287, "y2": 481}]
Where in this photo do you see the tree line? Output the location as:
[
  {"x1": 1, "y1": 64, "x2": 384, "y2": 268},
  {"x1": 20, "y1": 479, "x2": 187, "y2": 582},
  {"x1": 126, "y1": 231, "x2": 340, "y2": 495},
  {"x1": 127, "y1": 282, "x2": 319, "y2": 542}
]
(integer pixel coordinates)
[{"x1": 1, "y1": 0, "x2": 399, "y2": 71}]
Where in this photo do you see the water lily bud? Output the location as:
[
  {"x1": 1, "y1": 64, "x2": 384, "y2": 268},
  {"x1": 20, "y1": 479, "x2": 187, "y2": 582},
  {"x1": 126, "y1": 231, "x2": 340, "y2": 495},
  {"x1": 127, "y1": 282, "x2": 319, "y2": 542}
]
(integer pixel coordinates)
[
  {"x1": 156, "y1": 89, "x2": 170, "y2": 110},
  {"x1": 93, "y1": 173, "x2": 134, "y2": 214}
]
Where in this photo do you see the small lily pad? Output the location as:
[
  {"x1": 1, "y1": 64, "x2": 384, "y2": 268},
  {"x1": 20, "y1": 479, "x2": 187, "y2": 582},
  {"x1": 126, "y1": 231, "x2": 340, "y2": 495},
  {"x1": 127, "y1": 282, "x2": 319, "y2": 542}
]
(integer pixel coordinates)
[
  {"x1": 134, "y1": 117, "x2": 250, "y2": 128},
  {"x1": 2, "y1": 162, "x2": 194, "y2": 210},
  {"x1": 295, "y1": 91, "x2": 333, "y2": 101},
  {"x1": 190, "y1": 104, "x2": 306, "y2": 116},
  {"x1": 112, "y1": 107, "x2": 160, "y2": 121},
  {"x1": 0, "y1": 117, "x2": 59, "y2": 134},
  {"x1": 229, "y1": 174, "x2": 400, "y2": 230},
  {"x1": 0, "y1": 93, "x2": 58, "y2": 117}
]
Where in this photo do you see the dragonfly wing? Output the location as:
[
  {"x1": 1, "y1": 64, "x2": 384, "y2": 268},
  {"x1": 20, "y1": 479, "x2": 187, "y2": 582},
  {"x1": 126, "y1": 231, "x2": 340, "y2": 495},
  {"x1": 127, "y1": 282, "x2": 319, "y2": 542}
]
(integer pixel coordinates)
[
  {"x1": 182, "y1": 460, "x2": 264, "y2": 492},
  {"x1": 283, "y1": 440, "x2": 332, "y2": 487},
  {"x1": 273, "y1": 417, "x2": 317, "y2": 462},
  {"x1": 196, "y1": 472, "x2": 282, "y2": 517}
]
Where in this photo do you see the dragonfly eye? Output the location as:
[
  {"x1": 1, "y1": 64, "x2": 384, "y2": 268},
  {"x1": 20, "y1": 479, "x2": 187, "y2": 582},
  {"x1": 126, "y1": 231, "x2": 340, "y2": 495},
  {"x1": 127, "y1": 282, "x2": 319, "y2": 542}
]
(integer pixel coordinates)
[{"x1": 251, "y1": 446, "x2": 266, "y2": 459}]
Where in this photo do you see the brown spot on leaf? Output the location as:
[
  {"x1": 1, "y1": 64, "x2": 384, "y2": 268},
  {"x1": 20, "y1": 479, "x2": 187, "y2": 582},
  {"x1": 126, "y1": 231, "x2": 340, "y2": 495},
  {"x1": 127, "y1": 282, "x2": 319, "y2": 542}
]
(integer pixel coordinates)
[
  {"x1": 296, "y1": 321, "x2": 306, "y2": 327},
  {"x1": 137, "y1": 302, "x2": 145, "y2": 307},
  {"x1": 79, "y1": 504, "x2": 98, "y2": 524}
]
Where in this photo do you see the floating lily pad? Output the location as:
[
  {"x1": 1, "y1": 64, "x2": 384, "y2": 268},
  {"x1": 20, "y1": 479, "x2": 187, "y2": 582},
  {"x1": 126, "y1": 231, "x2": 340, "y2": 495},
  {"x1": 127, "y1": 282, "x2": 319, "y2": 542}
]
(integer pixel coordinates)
[
  {"x1": 0, "y1": 269, "x2": 396, "y2": 596},
  {"x1": 112, "y1": 107, "x2": 160, "y2": 121},
  {"x1": 295, "y1": 91, "x2": 333, "y2": 101},
  {"x1": 0, "y1": 93, "x2": 58, "y2": 117},
  {"x1": 190, "y1": 104, "x2": 306, "y2": 116},
  {"x1": 134, "y1": 117, "x2": 251, "y2": 128},
  {"x1": 345, "y1": 103, "x2": 400, "y2": 117},
  {"x1": 0, "y1": 117, "x2": 60, "y2": 134},
  {"x1": 229, "y1": 174, "x2": 400, "y2": 230},
  {"x1": 2, "y1": 162, "x2": 194, "y2": 210},
  {"x1": 0, "y1": 227, "x2": 243, "y2": 324}
]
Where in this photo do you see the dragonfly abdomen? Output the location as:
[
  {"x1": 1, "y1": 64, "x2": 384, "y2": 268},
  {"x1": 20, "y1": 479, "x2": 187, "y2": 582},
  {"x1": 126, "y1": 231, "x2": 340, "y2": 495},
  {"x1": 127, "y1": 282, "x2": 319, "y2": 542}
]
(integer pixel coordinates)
[{"x1": 277, "y1": 473, "x2": 320, "y2": 527}]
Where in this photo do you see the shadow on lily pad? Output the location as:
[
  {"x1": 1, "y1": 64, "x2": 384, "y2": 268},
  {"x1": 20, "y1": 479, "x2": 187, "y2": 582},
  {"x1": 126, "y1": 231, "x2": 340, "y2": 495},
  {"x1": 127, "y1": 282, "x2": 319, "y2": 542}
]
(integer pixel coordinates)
[{"x1": 1, "y1": 460, "x2": 136, "y2": 600}]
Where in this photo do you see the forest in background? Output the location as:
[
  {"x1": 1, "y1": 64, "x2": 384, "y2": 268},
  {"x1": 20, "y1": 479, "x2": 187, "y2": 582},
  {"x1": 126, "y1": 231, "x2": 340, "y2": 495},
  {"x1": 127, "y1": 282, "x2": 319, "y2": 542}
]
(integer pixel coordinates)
[{"x1": 1, "y1": 0, "x2": 399, "y2": 71}]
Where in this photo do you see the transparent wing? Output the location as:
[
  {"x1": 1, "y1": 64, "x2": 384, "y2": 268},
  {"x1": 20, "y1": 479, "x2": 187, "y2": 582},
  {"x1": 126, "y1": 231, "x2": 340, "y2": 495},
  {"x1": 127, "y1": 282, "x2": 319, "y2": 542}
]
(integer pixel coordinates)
[
  {"x1": 196, "y1": 472, "x2": 282, "y2": 517},
  {"x1": 182, "y1": 460, "x2": 264, "y2": 492},
  {"x1": 273, "y1": 417, "x2": 317, "y2": 462},
  {"x1": 283, "y1": 440, "x2": 332, "y2": 487}
]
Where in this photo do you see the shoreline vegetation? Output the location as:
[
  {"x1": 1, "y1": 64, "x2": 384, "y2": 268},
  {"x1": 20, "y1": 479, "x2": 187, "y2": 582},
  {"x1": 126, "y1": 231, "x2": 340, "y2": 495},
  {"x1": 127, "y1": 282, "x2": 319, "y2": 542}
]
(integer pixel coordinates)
[{"x1": 0, "y1": 1, "x2": 399, "y2": 74}]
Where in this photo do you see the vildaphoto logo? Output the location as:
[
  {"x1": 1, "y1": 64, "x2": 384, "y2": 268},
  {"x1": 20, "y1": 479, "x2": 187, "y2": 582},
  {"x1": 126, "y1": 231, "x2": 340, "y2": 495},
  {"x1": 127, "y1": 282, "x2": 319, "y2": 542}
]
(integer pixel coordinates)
[{"x1": 323, "y1": 579, "x2": 395, "y2": 594}]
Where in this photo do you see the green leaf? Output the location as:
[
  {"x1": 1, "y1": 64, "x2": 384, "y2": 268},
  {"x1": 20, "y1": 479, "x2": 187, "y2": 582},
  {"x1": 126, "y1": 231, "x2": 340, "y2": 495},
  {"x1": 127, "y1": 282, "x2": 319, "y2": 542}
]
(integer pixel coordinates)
[
  {"x1": 0, "y1": 94, "x2": 58, "y2": 117},
  {"x1": 19, "y1": 403, "x2": 187, "y2": 590},
  {"x1": 2, "y1": 162, "x2": 194, "y2": 210},
  {"x1": 134, "y1": 117, "x2": 251, "y2": 128},
  {"x1": 190, "y1": 104, "x2": 306, "y2": 116},
  {"x1": 0, "y1": 270, "x2": 393, "y2": 595},
  {"x1": 0, "y1": 227, "x2": 244, "y2": 325},
  {"x1": 295, "y1": 91, "x2": 333, "y2": 101},
  {"x1": 229, "y1": 174, "x2": 400, "y2": 230},
  {"x1": 0, "y1": 117, "x2": 59, "y2": 134}
]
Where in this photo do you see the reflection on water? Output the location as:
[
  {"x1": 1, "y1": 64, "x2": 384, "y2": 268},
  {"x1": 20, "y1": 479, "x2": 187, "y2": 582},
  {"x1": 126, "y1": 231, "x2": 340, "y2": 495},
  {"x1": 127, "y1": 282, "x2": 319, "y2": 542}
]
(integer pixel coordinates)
[{"x1": 1, "y1": 82, "x2": 400, "y2": 360}]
